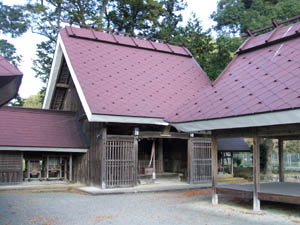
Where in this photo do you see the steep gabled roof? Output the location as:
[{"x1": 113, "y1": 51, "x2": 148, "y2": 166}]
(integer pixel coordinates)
[
  {"x1": 0, "y1": 107, "x2": 87, "y2": 151},
  {"x1": 43, "y1": 26, "x2": 211, "y2": 125},
  {"x1": 0, "y1": 55, "x2": 23, "y2": 106},
  {"x1": 168, "y1": 22, "x2": 300, "y2": 131}
]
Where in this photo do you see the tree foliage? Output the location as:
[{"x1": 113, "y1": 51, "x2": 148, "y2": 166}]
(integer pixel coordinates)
[
  {"x1": 211, "y1": 0, "x2": 300, "y2": 34},
  {"x1": 23, "y1": 92, "x2": 43, "y2": 108},
  {"x1": 0, "y1": 3, "x2": 29, "y2": 106}
]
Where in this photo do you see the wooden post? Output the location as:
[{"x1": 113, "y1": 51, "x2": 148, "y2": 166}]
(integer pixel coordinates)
[
  {"x1": 27, "y1": 160, "x2": 30, "y2": 180},
  {"x1": 64, "y1": 158, "x2": 67, "y2": 180},
  {"x1": 152, "y1": 140, "x2": 156, "y2": 180},
  {"x1": 46, "y1": 156, "x2": 49, "y2": 180},
  {"x1": 253, "y1": 135, "x2": 260, "y2": 211},
  {"x1": 211, "y1": 133, "x2": 218, "y2": 205},
  {"x1": 59, "y1": 157, "x2": 62, "y2": 179},
  {"x1": 278, "y1": 138, "x2": 284, "y2": 182},
  {"x1": 69, "y1": 154, "x2": 72, "y2": 182},
  {"x1": 134, "y1": 137, "x2": 138, "y2": 185},
  {"x1": 187, "y1": 138, "x2": 192, "y2": 184},
  {"x1": 157, "y1": 139, "x2": 164, "y2": 173},
  {"x1": 101, "y1": 127, "x2": 107, "y2": 189},
  {"x1": 231, "y1": 152, "x2": 234, "y2": 176}
]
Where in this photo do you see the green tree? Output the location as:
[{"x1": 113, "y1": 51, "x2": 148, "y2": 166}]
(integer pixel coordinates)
[
  {"x1": 23, "y1": 92, "x2": 43, "y2": 108},
  {"x1": 211, "y1": 0, "x2": 300, "y2": 34},
  {"x1": 0, "y1": 3, "x2": 29, "y2": 106},
  {"x1": 106, "y1": 0, "x2": 164, "y2": 35},
  {"x1": 0, "y1": 3, "x2": 29, "y2": 65}
]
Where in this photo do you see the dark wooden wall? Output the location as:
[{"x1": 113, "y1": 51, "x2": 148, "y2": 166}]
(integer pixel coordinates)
[
  {"x1": 61, "y1": 75, "x2": 90, "y2": 184},
  {"x1": 0, "y1": 151, "x2": 23, "y2": 183}
]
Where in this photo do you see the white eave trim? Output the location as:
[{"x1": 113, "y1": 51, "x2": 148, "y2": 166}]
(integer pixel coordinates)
[
  {"x1": 42, "y1": 34, "x2": 93, "y2": 120},
  {"x1": 90, "y1": 114, "x2": 169, "y2": 125},
  {"x1": 0, "y1": 146, "x2": 88, "y2": 153},
  {"x1": 171, "y1": 108, "x2": 300, "y2": 132}
]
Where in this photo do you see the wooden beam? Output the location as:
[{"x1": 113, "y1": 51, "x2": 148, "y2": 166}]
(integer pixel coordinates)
[
  {"x1": 211, "y1": 133, "x2": 218, "y2": 205},
  {"x1": 253, "y1": 134, "x2": 261, "y2": 211},
  {"x1": 139, "y1": 131, "x2": 190, "y2": 139},
  {"x1": 69, "y1": 154, "x2": 72, "y2": 182},
  {"x1": 56, "y1": 83, "x2": 69, "y2": 89},
  {"x1": 278, "y1": 138, "x2": 284, "y2": 182}
]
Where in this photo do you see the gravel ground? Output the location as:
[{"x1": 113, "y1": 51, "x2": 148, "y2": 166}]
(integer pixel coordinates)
[{"x1": 1, "y1": 188, "x2": 300, "y2": 225}]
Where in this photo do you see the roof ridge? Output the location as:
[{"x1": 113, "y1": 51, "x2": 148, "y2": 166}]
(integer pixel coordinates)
[
  {"x1": 62, "y1": 26, "x2": 192, "y2": 58},
  {"x1": 237, "y1": 21, "x2": 300, "y2": 54}
]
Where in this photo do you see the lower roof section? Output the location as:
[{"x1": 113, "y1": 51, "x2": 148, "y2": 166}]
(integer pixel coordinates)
[
  {"x1": 89, "y1": 113, "x2": 168, "y2": 125},
  {"x1": 171, "y1": 108, "x2": 300, "y2": 132},
  {"x1": 0, "y1": 107, "x2": 87, "y2": 149},
  {"x1": 0, "y1": 146, "x2": 87, "y2": 153}
]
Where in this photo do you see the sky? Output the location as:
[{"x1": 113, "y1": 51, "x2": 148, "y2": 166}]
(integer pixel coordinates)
[{"x1": 2, "y1": 0, "x2": 218, "y2": 98}]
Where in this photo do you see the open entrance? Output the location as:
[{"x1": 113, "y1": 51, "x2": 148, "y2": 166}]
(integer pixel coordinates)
[
  {"x1": 23, "y1": 152, "x2": 72, "y2": 182},
  {"x1": 137, "y1": 138, "x2": 188, "y2": 184}
]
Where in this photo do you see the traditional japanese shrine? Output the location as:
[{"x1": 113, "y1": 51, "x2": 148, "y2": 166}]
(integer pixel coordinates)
[
  {"x1": 168, "y1": 17, "x2": 300, "y2": 210},
  {"x1": 0, "y1": 25, "x2": 248, "y2": 187}
]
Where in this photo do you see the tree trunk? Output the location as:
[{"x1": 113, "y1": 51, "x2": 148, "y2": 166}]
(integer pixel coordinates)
[{"x1": 265, "y1": 139, "x2": 273, "y2": 178}]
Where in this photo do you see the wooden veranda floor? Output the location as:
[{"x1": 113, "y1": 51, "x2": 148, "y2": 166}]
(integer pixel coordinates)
[{"x1": 217, "y1": 182, "x2": 300, "y2": 205}]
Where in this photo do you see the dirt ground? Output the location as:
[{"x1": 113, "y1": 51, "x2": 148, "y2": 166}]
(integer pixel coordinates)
[{"x1": 0, "y1": 188, "x2": 300, "y2": 225}]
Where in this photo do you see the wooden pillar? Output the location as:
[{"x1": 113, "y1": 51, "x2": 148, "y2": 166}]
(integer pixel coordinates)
[
  {"x1": 253, "y1": 135, "x2": 260, "y2": 211},
  {"x1": 69, "y1": 154, "x2": 72, "y2": 182},
  {"x1": 278, "y1": 138, "x2": 284, "y2": 182},
  {"x1": 59, "y1": 157, "x2": 62, "y2": 179},
  {"x1": 46, "y1": 156, "x2": 49, "y2": 179},
  {"x1": 231, "y1": 152, "x2": 234, "y2": 176},
  {"x1": 134, "y1": 137, "x2": 138, "y2": 185},
  {"x1": 187, "y1": 138, "x2": 193, "y2": 184},
  {"x1": 64, "y1": 158, "x2": 67, "y2": 180},
  {"x1": 157, "y1": 139, "x2": 164, "y2": 173},
  {"x1": 27, "y1": 160, "x2": 30, "y2": 180},
  {"x1": 152, "y1": 140, "x2": 156, "y2": 180},
  {"x1": 211, "y1": 133, "x2": 218, "y2": 205},
  {"x1": 100, "y1": 127, "x2": 107, "y2": 189}
]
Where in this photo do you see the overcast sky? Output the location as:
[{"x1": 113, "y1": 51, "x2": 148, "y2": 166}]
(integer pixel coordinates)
[{"x1": 2, "y1": 0, "x2": 218, "y2": 98}]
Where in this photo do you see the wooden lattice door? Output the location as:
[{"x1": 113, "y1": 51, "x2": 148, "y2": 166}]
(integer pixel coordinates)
[
  {"x1": 105, "y1": 136, "x2": 137, "y2": 188},
  {"x1": 189, "y1": 138, "x2": 212, "y2": 184}
]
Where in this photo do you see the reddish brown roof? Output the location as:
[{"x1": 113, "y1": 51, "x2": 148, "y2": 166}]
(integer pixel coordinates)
[
  {"x1": 0, "y1": 55, "x2": 22, "y2": 77},
  {"x1": 0, "y1": 55, "x2": 23, "y2": 106},
  {"x1": 60, "y1": 26, "x2": 211, "y2": 119},
  {"x1": 167, "y1": 22, "x2": 300, "y2": 123},
  {"x1": 0, "y1": 107, "x2": 86, "y2": 149}
]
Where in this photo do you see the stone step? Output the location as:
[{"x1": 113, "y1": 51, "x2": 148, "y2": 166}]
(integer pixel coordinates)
[{"x1": 138, "y1": 173, "x2": 183, "y2": 185}]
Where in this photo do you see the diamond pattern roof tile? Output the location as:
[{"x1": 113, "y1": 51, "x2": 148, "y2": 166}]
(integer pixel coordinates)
[
  {"x1": 60, "y1": 26, "x2": 211, "y2": 119},
  {"x1": 167, "y1": 22, "x2": 300, "y2": 123}
]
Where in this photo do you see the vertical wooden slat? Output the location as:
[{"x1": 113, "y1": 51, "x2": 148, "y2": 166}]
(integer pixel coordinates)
[
  {"x1": 211, "y1": 133, "x2": 218, "y2": 205},
  {"x1": 253, "y1": 134, "x2": 260, "y2": 211},
  {"x1": 69, "y1": 154, "x2": 73, "y2": 182},
  {"x1": 278, "y1": 138, "x2": 284, "y2": 182}
]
